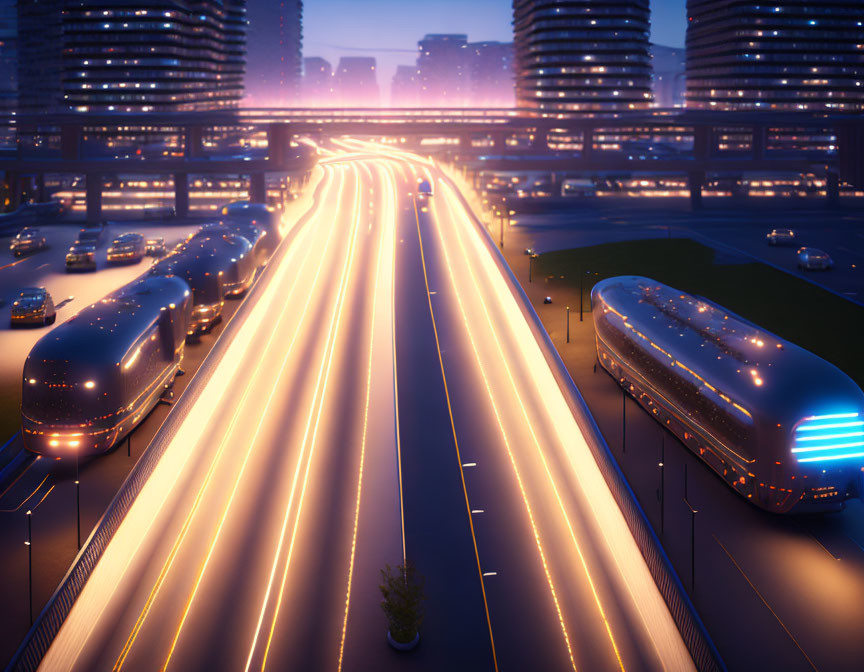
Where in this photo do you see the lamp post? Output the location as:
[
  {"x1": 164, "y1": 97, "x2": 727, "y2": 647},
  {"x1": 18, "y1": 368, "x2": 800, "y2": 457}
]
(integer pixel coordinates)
[
  {"x1": 658, "y1": 432, "x2": 665, "y2": 535},
  {"x1": 76, "y1": 453, "x2": 80, "y2": 549},
  {"x1": 579, "y1": 269, "x2": 584, "y2": 322},
  {"x1": 684, "y1": 463, "x2": 697, "y2": 594},
  {"x1": 621, "y1": 387, "x2": 627, "y2": 454},
  {"x1": 565, "y1": 306, "x2": 570, "y2": 343},
  {"x1": 529, "y1": 254, "x2": 537, "y2": 283}
]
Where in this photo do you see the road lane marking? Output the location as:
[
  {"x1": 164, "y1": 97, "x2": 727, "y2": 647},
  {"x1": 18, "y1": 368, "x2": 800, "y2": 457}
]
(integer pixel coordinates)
[
  {"x1": 0, "y1": 474, "x2": 51, "y2": 513},
  {"x1": 413, "y1": 193, "x2": 500, "y2": 672},
  {"x1": 713, "y1": 534, "x2": 819, "y2": 672},
  {"x1": 337, "y1": 159, "x2": 394, "y2": 672}
]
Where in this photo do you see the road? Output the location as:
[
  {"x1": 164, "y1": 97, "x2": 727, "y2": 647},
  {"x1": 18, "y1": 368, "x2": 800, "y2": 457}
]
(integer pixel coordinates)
[{"x1": 35, "y1": 147, "x2": 692, "y2": 671}]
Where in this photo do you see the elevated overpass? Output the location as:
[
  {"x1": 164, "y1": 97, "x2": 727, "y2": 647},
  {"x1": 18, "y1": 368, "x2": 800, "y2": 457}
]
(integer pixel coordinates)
[{"x1": 1, "y1": 108, "x2": 861, "y2": 217}]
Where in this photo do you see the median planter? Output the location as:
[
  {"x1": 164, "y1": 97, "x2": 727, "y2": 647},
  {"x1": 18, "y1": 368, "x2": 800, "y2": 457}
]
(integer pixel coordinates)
[{"x1": 380, "y1": 562, "x2": 425, "y2": 651}]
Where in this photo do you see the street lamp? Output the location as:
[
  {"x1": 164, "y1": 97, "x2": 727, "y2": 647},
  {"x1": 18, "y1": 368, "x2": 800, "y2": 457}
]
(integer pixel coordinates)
[{"x1": 26, "y1": 509, "x2": 32, "y2": 625}]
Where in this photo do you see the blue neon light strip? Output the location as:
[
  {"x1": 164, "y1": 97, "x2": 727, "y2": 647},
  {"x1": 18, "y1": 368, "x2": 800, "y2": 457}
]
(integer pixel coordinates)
[
  {"x1": 792, "y1": 441, "x2": 864, "y2": 454},
  {"x1": 796, "y1": 421, "x2": 864, "y2": 432},
  {"x1": 796, "y1": 431, "x2": 864, "y2": 443},
  {"x1": 802, "y1": 413, "x2": 860, "y2": 421},
  {"x1": 797, "y1": 452, "x2": 864, "y2": 464}
]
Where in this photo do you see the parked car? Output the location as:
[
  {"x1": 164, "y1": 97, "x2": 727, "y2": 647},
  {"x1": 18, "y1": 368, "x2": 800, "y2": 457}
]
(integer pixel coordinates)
[
  {"x1": 797, "y1": 247, "x2": 833, "y2": 271},
  {"x1": 65, "y1": 243, "x2": 97, "y2": 272},
  {"x1": 10, "y1": 228, "x2": 47, "y2": 257},
  {"x1": 107, "y1": 232, "x2": 145, "y2": 265},
  {"x1": 145, "y1": 236, "x2": 167, "y2": 257},
  {"x1": 10, "y1": 287, "x2": 56, "y2": 327},
  {"x1": 766, "y1": 228, "x2": 798, "y2": 246}
]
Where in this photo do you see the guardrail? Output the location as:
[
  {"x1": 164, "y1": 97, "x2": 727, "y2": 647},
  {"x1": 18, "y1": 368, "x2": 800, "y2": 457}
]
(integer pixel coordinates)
[
  {"x1": 5, "y1": 174, "x2": 328, "y2": 672},
  {"x1": 441, "y1": 165, "x2": 726, "y2": 672}
]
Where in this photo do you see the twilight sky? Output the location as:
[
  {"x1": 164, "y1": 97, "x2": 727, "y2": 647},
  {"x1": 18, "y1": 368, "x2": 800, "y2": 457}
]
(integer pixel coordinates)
[{"x1": 302, "y1": 0, "x2": 687, "y2": 98}]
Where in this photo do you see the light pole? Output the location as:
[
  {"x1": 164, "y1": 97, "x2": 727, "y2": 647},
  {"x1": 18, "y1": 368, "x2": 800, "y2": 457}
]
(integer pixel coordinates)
[
  {"x1": 658, "y1": 432, "x2": 665, "y2": 535},
  {"x1": 621, "y1": 387, "x2": 627, "y2": 454},
  {"x1": 684, "y1": 463, "x2": 698, "y2": 594},
  {"x1": 565, "y1": 306, "x2": 570, "y2": 343},
  {"x1": 529, "y1": 253, "x2": 537, "y2": 283},
  {"x1": 579, "y1": 269, "x2": 584, "y2": 322}
]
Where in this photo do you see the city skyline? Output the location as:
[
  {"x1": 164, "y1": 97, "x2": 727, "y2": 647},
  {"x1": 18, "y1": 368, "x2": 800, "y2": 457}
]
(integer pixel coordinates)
[{"x1": 304, "y1": 0, "x2": 687, "y2": 104}]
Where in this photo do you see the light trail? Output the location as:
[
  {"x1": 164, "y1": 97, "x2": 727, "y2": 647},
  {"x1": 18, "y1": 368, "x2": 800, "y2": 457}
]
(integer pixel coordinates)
[{"x1": 111, "y1": 165, "x2": 341, "y2": 672}]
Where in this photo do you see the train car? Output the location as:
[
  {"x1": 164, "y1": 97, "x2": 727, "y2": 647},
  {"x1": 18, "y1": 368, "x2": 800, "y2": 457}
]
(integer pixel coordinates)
[
  {"x1": 150, "y1": 244, "x2": 226, "y2": 334},
  {"x1": 219, "y1": 202, "x2": 279, "y2": 247},
  {"x1": 592, "y1": 276, "x2": 864, "y2": 513},
  {"x1": 189, "y1": 230, "x2": 255, "y2": 297},
  {"x1": 218, "y1": 219, "x2": 271, "y2": 266},
  {"x1": 21, "y1": 276, "x2": 192, "y2": 455}
]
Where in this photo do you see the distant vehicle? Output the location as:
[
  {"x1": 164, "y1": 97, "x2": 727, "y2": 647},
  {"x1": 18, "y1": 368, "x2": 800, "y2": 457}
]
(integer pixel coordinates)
[
  {"x1": 65, "y1": 243, "x2": 97, "y2": 272},
  {"x1": 797, "y1": 247, "x2": 833, "y2": 271},
  {"x1": 10, "y1": 287, "x2": 56, "y2": 327},
  {"x1": 77, "y1": 223, "x2": 104, "y2": 246},
  {"x1": 561, "y1": 178, "x2": 597, "y2": 198},
  {"x1": 0, "y1": 201, "x2": 64, "y2": 235},
  {"x1": 592, "y1": 276, "x2": 864, "y2": 513},
  {"x1": 10, "y1": 228, "x2": 47, "y2": 257},
  {"x1": 145, "y1": 236, "x2": 167, "y2": 257},
  {"x1": 417, "y1": 180, "x2": 433, "y2": 199},
  {"x1": 543, "y1": 296, "x2": 553, "y2": 304},
  {"x1": 107, "y1": 232, "x2": 146, "y2": 265},
  {"x1": 766, "y1": 229, "x2": 798, "y2": 246},
  {"x1": 524, "y1": 247, "x2": 535, "y2": 256},
  {"x1": 21, "y1": 276, "x2": 192, "y2": 455},
  {"x1": 150, "y1": 248, "x2": 226, "y2": 334}
]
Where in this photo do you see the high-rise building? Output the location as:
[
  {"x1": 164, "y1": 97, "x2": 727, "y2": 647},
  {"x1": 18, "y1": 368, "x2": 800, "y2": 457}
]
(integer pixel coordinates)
[
  {"x1": 417, "y1": 34, "x2": 468, "y2": 106},
  {"x1": 334, "y1": 57, "x2": 379, "y2": 108},
  {"x1": 686, "y1": 1, "x2": 864, "y2": 111},
  {"x1": 246, "y1": 0, "x2": 302, "y2": 106},
  {"x1": 651, "y1": 44, "x2": 686, "y2": 108},
  {"x1": 19, "y1": 0, "x2": 247, "y2": 114},
  {"x1": 391, "y1": 65, "x2": 419, "y2": 107},
  {"x1": 17, "y1": 0, "x2": 64, "y2": 114},
  {"x1": 466, "y1": 41, "x2": 514, "y2": 108},
  {"x1": 512, "y1": 0, "x2": 654, "y2": 115},
  {"x1": 303, "y1": 57, "x2": 332, "y2": 106},
  {"x1": 0, "y1": 0, "x2": 16, "y2": 113}
]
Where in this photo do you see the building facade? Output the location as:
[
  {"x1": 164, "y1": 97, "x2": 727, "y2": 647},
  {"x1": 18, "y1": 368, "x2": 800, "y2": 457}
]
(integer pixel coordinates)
[
  {"x1": 651, "y1": 44, "x2": 686, "y2": 108},
  {"x1": 686, "y1": 1, "x2": 864, "y2": 111},
  {"x1": 246, "y1": 0, "x2": 302, "y2": 107},
  {"x1": 512, "y1": 0, "x2": 653, "y2": 115},
  {"x1": 467, "y1": 41, "x2": 514, "y2": 108},
  {"x1": 0, "y1": 0, "x2": 16, "y2": 113},
  {"x1": 19, "y1": 0, "x2": 246, "y2": 114},
  {"x1": 334, "y1": 57, "x2": 379, "y2": 108},
  {"x1": 391, "y1": 64, "x2": 419, "y2": 108},
  {"x1": 302, "y1": 56, "x2": 332, "y2": 106},
  {"x1": 417, "y1": 34, "x2": 468, "y2": 106}
]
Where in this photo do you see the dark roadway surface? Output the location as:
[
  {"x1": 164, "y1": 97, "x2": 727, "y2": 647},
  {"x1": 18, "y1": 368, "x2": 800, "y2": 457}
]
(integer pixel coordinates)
[{"x1": 490, "y1": 190, "x2": 864, "y2": 672}]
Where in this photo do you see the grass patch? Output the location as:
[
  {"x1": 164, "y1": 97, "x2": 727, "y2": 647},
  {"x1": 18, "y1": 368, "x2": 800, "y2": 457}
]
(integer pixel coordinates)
[{"x1": 536, "y1": 238, "x2": 864, "y2": 388}]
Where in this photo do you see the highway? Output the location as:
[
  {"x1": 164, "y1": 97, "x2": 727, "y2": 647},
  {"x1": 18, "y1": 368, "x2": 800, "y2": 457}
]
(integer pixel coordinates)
[{"x1": 36, "y1": 147, "x2": 693, "y2": 671}]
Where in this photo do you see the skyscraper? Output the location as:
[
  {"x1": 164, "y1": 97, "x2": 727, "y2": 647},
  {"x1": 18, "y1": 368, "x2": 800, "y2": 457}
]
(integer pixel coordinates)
[
  {"x1": 20, "y1": 0, "x2": 247, "y2": 114},
  {"x1": 651, "y1": 44, "x2": 686, "y2": 109},
  {"x1": 417, "y1": 34, "x2": 468, "y2": 106},
  {"x1": 246, "y1": 0, "x2": 302, "y2": 106},
  {"x1": 17, "y1": 0, "x2": 64, "y2": 114},
  {"x1": 391, "y1": 65, "x2": 419, "y2": 108},
  {"x1": 0, "y1": 0, "x2": 16, "y2": 113},
  {"x1": 334, "y1": 57, "x2": 379, "y2": 108},
  {"x1": 512, "y1": 0, "x2": 654, "y2": 115},
  {"x1": 303, "y1": 57, "x2": 332, "y2": 106},
  {"x1": 466, "y1": 41, "x2": 514, "y2": 108},
  {"x1": 686, "y1": 1, "x2": 864, "y2": 111}
]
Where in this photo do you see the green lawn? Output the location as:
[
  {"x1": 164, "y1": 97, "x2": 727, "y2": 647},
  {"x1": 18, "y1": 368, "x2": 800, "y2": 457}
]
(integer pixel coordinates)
[{"x1": 535, "y1": 238, "x2": 864, "y2": 388}]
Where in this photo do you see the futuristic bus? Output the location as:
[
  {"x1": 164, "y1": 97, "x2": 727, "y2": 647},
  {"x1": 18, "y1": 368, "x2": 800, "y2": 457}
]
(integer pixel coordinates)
[
  {"x1": 149, "y1": 247, "x2": 225, "y2": 335},
  {"x1": 189, "y1": 229, "x2": 256, "y2": 297},
  {"x1": 592, "y1": 276, "x2": 864, "y2": 513},
  {"x1": 22, "y1": 276, "x2": 192, "y2": 455}
]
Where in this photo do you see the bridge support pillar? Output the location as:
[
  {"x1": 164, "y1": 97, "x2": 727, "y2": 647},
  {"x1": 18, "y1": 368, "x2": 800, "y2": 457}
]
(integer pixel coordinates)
[
  {"x1": 267, "y1": 123, "x2": 291, "y2": 167},
  {"x1": 174, "y1": 172, "x2": 189, "y2": 219},
  {"x1": 86, "y1": 173, "x2": 103, "y2": 224},
  {"x1": 531, "y1": 128, "x2": 548, "y2": 152},
  {"x1": 826, "y1": 171, "x2": 840, "y2": 204},
  {"x1": 60, "y1": 125, "x2": 82, "y2": 161},
  {"x1": 35, "y1": 173, "x2": 46, "y2": 202},
  {"x1": 184, "y1": 125, "x2": 204, "y2": 159},
  {"x1": 249, "y1": 172, "x2": 267, "y2": 204},
  {"x1": 689, "y1": 171, "x2": 705, "y2": 210},
  {"x1": 581, "y1": 128, "x2": 594, "y2": 159},
  {"x1": 491, "y1": 131, "x2": 507, "y2": 153}
]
